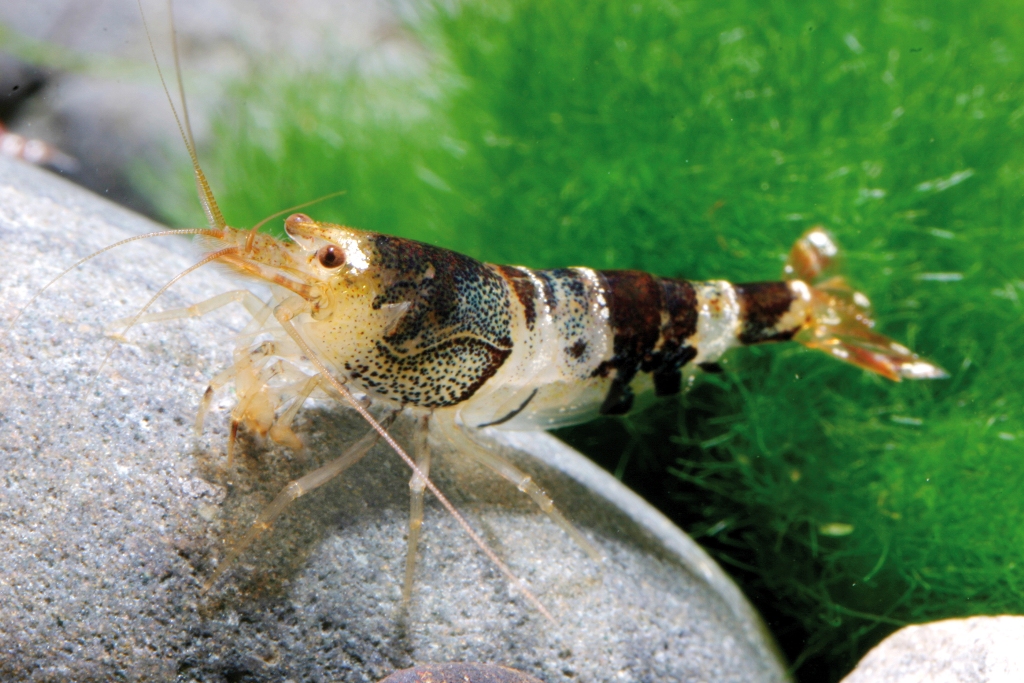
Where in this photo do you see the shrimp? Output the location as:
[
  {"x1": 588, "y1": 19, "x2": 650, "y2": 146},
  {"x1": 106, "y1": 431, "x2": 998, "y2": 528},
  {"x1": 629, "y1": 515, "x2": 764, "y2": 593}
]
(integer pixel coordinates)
[
  {"x1": 133, "y1": 213, "x2": 947, "y2": 612},
  {"x1": 6, "y1": 1, "x2": 947, "y2": 624},
  {"x1": 0, "y1": 122, "x2": 78, "y2": 174}
]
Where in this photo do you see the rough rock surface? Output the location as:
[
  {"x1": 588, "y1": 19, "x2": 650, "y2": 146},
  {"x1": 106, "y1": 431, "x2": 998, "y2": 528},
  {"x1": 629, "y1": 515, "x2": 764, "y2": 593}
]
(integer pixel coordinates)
[
  {"x1": 0, "y1": 155, "x2": 789, "y2": 682},
  {"x1": 841, "y1": 616, "x2": 1024, "y2": 683}
]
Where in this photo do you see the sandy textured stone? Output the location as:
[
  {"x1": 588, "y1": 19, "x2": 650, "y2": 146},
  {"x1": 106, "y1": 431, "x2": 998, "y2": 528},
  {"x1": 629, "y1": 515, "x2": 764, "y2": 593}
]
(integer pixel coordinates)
[
  {"x1": 841, "y1": 616, "x2": 1024, "y2": 683},
  {"x1": 0, "y1": 155, "x2": 789, "y2": 682}
]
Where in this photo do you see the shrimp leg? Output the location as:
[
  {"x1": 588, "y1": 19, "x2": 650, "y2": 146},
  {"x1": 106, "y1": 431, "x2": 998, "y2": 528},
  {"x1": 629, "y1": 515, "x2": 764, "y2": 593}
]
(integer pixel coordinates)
[
  {"x1": 271, "y1": 296, "x2": 555, "y2": 621},
  {"x1": 267, "y1": 374, "x2": 321, "y2": 450},
  {"x1": 198, "y1": 341, "x2": 318, "y2": 461},
  {"x1": 107, "y1": 289, "x2": 270, "y2": 336},
  {"x1": 202, "y1": 411, "x2": 396, "y2": 591},
  {"x1": 436, "y1": 414, "x2": 602, "y2": 562},
  {"x1": 112, "y1": 286, "x2": 312, "y2": 457},
  {"x1": 403, "y1": 414, "x2": 432, "y2": 604}
]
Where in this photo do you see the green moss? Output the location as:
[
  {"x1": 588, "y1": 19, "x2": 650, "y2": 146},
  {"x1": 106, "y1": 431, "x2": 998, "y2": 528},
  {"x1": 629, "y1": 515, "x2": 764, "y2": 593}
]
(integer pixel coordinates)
[{"x1": 150, "y1": 0, "x2": 1024, "y2": 679}]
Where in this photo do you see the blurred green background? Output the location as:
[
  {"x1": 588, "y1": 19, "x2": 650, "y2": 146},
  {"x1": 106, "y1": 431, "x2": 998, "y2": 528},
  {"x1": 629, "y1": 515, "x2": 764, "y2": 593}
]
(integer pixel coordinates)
[{"x1": 151, "y1": 0, "x2": 1024, "y2": 680}]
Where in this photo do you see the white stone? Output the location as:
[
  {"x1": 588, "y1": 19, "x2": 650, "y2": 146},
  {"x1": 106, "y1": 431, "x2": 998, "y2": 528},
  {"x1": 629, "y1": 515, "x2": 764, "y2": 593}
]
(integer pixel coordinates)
[{"x1": 841, "y1": 615, "x2": 1024, "y2": 683}]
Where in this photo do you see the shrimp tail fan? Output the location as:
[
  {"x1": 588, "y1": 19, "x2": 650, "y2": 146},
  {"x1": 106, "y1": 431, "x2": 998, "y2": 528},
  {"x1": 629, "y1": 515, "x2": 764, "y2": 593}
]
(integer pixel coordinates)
[{"x1": 785, "y1": 227, "x2": 948, "y2": 381}]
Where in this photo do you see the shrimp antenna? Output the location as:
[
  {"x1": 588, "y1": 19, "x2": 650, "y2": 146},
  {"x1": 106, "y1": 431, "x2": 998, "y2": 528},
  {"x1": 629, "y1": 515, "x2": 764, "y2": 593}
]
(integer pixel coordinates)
[
  {"x1": 5, "y1": 1, "x2": 230, "y2": 340},
  {"x1": 108, "y1": 246, "x2": 240, "y2": 344},
  {"x1": 245, "y1": 190, "x2": 349, "y2": 253},
  {"x1": 71, "y1": 247, "x2": 242, "y2": 433},
  {"x1": 3, "y1": 228, "x2": 221, "y2": 339},
  {"x1": 136, "y1": 0, "x2": 225, "y2": 232}
]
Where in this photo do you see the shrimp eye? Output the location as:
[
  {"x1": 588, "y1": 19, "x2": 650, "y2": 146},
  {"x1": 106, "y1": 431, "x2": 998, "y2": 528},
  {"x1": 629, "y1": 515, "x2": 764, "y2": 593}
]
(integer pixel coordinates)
[{"x1": 317, "y1": 244, "x2": 345, "y2": 268}]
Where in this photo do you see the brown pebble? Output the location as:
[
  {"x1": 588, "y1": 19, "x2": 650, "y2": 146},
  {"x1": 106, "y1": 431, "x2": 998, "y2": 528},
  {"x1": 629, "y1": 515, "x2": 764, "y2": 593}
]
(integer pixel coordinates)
[{"x1": 378, "y1": 662, "x2": 545, "y2": 683}]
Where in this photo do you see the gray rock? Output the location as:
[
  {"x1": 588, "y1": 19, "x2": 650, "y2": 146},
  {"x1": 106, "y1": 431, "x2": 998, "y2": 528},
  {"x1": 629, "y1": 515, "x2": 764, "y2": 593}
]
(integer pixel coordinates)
[
  {"x1": 841, "y1": 616, "x2": 1024, "y2": 683},
  {"x1": 0, "y1": 154, "x2": 789, "y2": 682}
]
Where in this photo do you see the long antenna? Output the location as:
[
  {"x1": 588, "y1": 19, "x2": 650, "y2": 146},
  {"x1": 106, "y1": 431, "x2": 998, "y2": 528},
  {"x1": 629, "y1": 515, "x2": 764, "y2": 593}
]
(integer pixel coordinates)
[
  {"x1": 3, "y1": 228, "x2": 220, "y2": 339},
  {"x1": 245, "y1": 190, "x2": 348, "y2": 253},
  {"x1": 136, "y1": 0, "x2": 225, "y2": 231}
]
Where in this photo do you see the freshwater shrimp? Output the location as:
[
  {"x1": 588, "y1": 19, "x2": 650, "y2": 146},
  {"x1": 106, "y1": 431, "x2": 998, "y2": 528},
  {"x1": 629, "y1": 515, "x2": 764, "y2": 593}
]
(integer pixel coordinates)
[
  {"x1": 0, "y1": 122, "x2": 78, "y2": 174},
  {"x1": 9, "y1": 2, "x2": 947, "y2": 623},
  {"x1": 135, "y1": 208, "x2": 948, "y2": 613}
]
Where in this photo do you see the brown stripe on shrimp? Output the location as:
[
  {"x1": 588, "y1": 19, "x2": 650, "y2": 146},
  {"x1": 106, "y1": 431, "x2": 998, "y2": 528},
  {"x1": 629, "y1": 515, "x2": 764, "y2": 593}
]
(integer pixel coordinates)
[
  {"x1": 495, "y1": 265, "x2": 538, "y2": 329},
  {"x1": 649, "y1": 278, "x2": 700, "y2": 396},
  {"x1": 592, "y1": 270, "x2": 663, "y2": 415},
  {"x1": 592, "y1": 272, "x2": 705, "y2": 410},
  {"x1": 733, "y1": 281, "x2": 801, "y2": 344}
]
